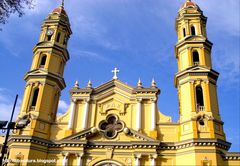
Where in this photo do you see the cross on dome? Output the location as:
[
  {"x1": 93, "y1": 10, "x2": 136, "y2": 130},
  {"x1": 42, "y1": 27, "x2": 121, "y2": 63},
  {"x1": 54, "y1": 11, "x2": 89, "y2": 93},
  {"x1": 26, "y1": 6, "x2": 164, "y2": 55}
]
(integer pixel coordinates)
[
  {"x1": 61, "y1": 0, "x2": 65, "y2": 7},
  {"x1": 112, "y1": 67, "x2": 120, "y2": 80}
]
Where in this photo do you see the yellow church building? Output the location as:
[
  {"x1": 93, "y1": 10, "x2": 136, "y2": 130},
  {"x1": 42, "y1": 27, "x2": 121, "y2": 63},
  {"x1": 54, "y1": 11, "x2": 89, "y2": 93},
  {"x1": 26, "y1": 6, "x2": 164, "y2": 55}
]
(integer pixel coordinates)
[{"x1": 4, "y1": 0, "x2": 240, "y2": 165}]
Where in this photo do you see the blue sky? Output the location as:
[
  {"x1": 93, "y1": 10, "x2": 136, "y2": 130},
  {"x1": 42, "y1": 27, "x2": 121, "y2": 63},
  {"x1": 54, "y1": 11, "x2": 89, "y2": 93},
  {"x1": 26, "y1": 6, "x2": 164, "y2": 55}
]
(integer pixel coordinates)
[{"x1": 0, "y1": 0, "x2": 239, "y2": 151}]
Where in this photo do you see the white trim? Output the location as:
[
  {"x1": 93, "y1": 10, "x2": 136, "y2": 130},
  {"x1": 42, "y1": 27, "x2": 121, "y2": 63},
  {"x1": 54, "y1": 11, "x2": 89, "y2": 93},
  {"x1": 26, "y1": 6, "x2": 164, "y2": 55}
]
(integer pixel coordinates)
[
  {"x1": 77, "y1": 156, "x2": 82, "y2": 166},
  {"x1": 68, "y1": 100, "x2": 76, "y2": 129},
  {"x1": 136, "y1": 99, "x2": 142, "y2": 131},
  {"x1": 82, "y1": 99, "x2": 89, "y2": 130},
  {"x1": 151, "y1": 99, "x2": 156, "y2": 130},
  {"x1": 62, "y1": 154, "x2": 68, "y2": 166}
]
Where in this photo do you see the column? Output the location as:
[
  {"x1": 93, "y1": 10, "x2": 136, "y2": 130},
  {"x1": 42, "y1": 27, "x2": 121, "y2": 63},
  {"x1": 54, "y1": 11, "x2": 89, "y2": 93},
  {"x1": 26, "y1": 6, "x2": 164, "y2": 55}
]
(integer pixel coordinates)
[
  {"x1": 76, "y1": 153, "x2": 84, "y2": 166},
  {"x1": 151, "y1": 98, "x2": 156, "y2": 131},
  {"x1": 203, "y1": 81, "x2": 210, "y2": 112},
  {"x1": 68, "y1": 99, "x2": 76, "y2": 129},
  {"x1": 190, "y1": 81, "x2": 196, "y2": 112},
  {"x1": 149, "y1": 154, "x2": 157, "y2": 166},
  {"x1": 136, "y1": 98, "x2": 142, "y2": 131},
  {"x1": 62, "y1": 153, "x2": 69, "y2": 166},
  {"x1": 82, "y1": 98, "x2": 90, "y2": 130},
  {"x1": 134, "y1": 154, "x2": 141, "y2": 166}
]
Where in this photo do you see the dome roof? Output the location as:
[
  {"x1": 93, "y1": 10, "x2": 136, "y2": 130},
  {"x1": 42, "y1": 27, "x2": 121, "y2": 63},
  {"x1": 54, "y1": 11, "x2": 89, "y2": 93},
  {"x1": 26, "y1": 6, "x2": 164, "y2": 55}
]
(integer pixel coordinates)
[
  {"x1": 52, "y1": 6, "x2": 67, "y2": 16},
  {"x1": 181, "y1": 0, "x2": 200, "y2": 10}
]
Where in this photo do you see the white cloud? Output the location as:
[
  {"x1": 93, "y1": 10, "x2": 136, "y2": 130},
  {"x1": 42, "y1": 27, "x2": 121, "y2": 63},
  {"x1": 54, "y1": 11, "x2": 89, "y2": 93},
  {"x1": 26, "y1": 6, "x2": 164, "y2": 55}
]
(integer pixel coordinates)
[
  {"x1": 192, "y1": 0, "x2": 239, "y2": 36},
  {"x1": 0, "y1": 89, "x2": 21, "y2": 122},
  {"x1": 58, "y1": 100, "x2": 69, "y2": 113},
  {"x1": 71, "y1": 49, "x2": 111, "y2": 62}
]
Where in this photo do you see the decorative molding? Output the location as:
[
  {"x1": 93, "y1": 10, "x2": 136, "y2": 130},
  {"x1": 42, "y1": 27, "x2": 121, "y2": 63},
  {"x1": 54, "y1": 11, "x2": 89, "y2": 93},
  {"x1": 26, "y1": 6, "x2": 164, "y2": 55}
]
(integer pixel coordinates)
[
  {"x1": 8, "y1": 133, "x2": 231, "y2": 152},
  {"x1": 224, "y1": 153, "x2": 240, "y2": 160}
]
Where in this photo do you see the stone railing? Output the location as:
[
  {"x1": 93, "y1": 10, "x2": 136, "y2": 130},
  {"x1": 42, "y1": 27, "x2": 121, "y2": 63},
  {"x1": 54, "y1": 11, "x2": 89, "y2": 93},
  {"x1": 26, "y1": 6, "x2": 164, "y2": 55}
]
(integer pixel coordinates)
[
  {"x1": 196, "y1": 105, "x2": 205, "y2": 112},
  {"x1": 194, "y1": 62, "x2": 199, "y2": 66}
]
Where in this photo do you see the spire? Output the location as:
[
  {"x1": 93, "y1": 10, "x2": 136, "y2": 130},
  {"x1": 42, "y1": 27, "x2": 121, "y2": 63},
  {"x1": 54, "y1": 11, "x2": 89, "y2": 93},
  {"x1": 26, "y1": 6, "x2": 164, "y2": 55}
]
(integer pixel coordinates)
[
  {"x1": 74, "y1": 80, "x2": 79, "y2": 88},
  {"x1": 61, "y1": 0, "x2": 65, "y2": 7},
  {"x1": 87, "y1": 80, "x2": 92, "y2": 88},
  {"x1": 137, "y1": 78, "x2": 142, "y2": 88},
  {"x1": 151, "y1": 78, "x2": 157, "y2": 88}
]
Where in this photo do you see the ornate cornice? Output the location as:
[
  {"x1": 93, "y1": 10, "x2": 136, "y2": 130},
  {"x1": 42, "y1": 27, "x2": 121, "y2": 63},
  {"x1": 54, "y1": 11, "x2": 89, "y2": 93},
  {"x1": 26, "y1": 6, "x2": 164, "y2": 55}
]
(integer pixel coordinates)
[
  {"x1": 224, "y1": 152, "x2": 240, "y2": 160},
  {"x1": 8, "y1": 135, "x2": 231, "y2": 153},
  {"x1": 159, "y1": 139, "x2": 231, "y2": 151},
  {"x1": 24, "y1": 69, "x2": 66, "y2": 90}
]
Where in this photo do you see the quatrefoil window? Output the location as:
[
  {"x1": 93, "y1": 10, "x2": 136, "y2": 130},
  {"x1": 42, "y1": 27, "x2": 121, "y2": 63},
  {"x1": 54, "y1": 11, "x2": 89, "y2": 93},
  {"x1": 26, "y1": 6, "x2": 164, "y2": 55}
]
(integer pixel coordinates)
[{"x1": 99, "y1": 114, "x2": 124, "y2": 139}]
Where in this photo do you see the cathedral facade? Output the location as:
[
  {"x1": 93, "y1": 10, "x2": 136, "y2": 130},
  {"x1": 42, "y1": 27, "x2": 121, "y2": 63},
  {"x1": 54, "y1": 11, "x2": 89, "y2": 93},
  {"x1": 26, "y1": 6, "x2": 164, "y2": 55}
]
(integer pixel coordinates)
[{"x1": 6, "y1": 0, "x2": 240, "y2": 165}]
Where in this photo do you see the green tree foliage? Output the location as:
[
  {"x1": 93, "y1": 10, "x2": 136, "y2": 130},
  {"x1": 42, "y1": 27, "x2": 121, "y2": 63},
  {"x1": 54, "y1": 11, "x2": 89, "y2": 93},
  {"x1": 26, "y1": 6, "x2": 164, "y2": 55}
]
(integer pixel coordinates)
[{"x1": 0, "y1": 0, "x2": 33, "y2": 24}]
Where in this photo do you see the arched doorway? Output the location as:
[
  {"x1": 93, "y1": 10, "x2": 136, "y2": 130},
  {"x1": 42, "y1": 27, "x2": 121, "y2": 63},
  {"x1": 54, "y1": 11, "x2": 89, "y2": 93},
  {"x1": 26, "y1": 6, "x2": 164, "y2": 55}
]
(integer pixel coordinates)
[{"x1": 94, "y1": 160, "x2": 123, "y2": 166}]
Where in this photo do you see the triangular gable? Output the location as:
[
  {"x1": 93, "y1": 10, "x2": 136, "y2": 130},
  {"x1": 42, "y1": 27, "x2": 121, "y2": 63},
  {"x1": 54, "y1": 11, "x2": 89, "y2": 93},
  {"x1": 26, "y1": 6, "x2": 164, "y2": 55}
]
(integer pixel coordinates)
[
  {"x1": 61, "y1": 127, "x2": 159, "y2": 143},
  {"x1": 92, "y1": 79, "x2": 134, "y2": 95},
  {"x1": 188, "y1": 65, "x2": 211, "y2": 72},
  {"x1": 27, "y1": 69, "x2": 49, "y2": 75},
  {"x1": 62, "y1": 128, "x2": 96, "y2": 141}
]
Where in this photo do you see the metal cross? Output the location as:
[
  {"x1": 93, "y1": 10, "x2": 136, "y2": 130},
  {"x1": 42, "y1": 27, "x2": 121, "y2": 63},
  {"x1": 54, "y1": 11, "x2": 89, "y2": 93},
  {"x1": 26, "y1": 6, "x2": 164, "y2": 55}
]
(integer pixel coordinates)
[
  {"x1": 111, "y1": 67, "x2": 120, "y2": 80},
  {"x1": 61, "y1": 0, "x2": 64, "y2": 7}
]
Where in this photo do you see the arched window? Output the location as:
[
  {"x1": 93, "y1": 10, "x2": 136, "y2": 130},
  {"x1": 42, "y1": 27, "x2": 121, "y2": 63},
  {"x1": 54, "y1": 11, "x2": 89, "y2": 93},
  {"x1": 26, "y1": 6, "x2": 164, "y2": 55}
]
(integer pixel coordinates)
[
  {"x1": 39, "y1": 55, "x2": 47, "y2": 68},
  {"x1": 196, "y1": 86, "x2": 204, "y2": 107},
  {"x1": 31, "y1": 88, "x2": 39, "y2": 107},
  {"x1": 183, "y1": 28, "x2": 186, "y2": 37},
  {"x1": 193, "y1": 51, "x2": 200, "y2": 65},
  {"x1": 191, "y1": 26, "x2": 196, "y2": 36},
  {"x1": 56, "y1": 32, "x2": 61, "y2": 43}
]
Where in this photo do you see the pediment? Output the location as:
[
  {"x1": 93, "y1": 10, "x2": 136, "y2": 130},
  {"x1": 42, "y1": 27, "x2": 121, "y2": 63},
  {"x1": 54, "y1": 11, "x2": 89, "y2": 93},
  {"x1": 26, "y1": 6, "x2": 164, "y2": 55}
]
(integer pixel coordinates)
[
  {"x1": 27, "y1": 69, "x2": 48, "y2": 76},
  {"x1": 92, "y1": 79, "x2": 134, "y2": 95},
  {"x1": 62, "y1": 127, "x2": 159, "y2": 144},
  {"x1": 62, "y1": 127, "x2": 97, "y2": 141},
  {"x1": 185, "y1": 35, "x2": 206, "y2": 42},
  {"x1": 70, "y1": 79, "x2": 135, "y2": 100},
  {"x1": 188, "y1": 66, "x2": 211, "y2": 72}
]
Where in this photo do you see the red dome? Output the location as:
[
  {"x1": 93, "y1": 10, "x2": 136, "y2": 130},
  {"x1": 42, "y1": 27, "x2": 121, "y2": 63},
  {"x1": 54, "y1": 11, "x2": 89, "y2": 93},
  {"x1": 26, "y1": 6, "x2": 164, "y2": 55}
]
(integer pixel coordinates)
[
  {"x1": 52, "y1": 6, "x2": 67, "y2": 15},
  {"x1": 181, "y1": 0, "x2": 200, "y2": 10}
]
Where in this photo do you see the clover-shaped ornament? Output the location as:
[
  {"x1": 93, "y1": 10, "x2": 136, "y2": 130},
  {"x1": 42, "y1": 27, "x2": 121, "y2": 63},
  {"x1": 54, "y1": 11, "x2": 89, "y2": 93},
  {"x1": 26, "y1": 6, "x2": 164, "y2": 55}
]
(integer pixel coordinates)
[{"x1": 99, "y1": 114, "x2": 124, "y2": 139}]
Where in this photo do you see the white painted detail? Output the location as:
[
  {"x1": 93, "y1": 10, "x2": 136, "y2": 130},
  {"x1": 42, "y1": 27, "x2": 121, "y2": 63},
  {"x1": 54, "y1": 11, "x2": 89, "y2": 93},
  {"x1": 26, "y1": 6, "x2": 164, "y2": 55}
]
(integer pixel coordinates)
[
  {"x1": 135, "y1": 158, "x2": 140, "y2": 166},
  {"x1": 151, "y1": 158, "x2": 156, "y2": 166},
  {"x1": 151, "y1": 99, "x2": 156, "y2": 130},
  {"x1": 77, "y1": 156, "x2": 82, "y2": 166},
  {"x1": 112, "y1": 67, "x2": 120, "y2": 79},
  {"x1": 150, "y1": 154, "x2": 157, "y2": 166},
  {"x1": 62, "y1": 154, "x2": 68, "y2": 166},
  {"x1": 136, "y1": 99, "x2": 142, "y2": 131},
  {"x1": 134, "y1": 154, "x2": 141, "y2": 166},
  {"x1": 68, "y1": 100, "x2": 76, "y2": 129},
  {"x1": 82, "y1": 99, "x2": 89, "y2": 129}
]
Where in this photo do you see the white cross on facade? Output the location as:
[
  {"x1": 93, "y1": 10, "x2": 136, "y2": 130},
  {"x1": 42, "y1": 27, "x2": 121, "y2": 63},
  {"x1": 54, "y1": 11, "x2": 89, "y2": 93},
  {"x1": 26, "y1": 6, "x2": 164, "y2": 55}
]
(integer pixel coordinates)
[{"x1": 112, "y1": 67, "x2": 120, "y2": 80}]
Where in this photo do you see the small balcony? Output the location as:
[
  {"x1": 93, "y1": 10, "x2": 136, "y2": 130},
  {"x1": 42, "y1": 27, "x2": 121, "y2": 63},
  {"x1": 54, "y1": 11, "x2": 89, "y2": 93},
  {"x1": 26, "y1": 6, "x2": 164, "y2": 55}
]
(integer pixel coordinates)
[
  {"x1": 194, "y1": 62, "x2": 199, "y2": 66},
  {"x1": 29, "y1": 106, "x2": 36, "y2": 112},
  {"x1": 196, "y1": 105, "x2": 205, "y2": 112}
]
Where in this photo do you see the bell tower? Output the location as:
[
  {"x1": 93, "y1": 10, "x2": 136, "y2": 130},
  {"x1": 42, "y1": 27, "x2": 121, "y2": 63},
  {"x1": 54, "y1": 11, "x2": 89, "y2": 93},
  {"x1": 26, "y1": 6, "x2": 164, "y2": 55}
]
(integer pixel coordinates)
[
  {"x1": 17, "y1": 2, "x2": 72, "y2": 139},
  {"x1": 175, "y1": 0, "x2": 225, "y2": 141}
]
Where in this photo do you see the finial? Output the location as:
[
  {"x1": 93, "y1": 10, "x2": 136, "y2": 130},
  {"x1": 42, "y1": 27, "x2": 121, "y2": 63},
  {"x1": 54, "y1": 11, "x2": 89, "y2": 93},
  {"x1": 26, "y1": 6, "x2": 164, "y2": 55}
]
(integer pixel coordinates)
[
  {"x1": 112, "y1": 67, "x2": 120, "y2": 80},
  {"x1": 186, "y1": 0, "x2": 191, "y2": 2},
  {"x1": 61, "y1": 0, "x2": 65, "y2": 7},
  {"x1": 87, "y1": 80, "x2": 92, "y2": 88},
  {"x1": 151, "y1": 78, "x2": 156, "y2": 87},
  {"x1": 74, "y1": 80, "x2": 79, "y2": 88},
  {"x1": 137, "y1": 78, "x2": 142, "y2": 88}
]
